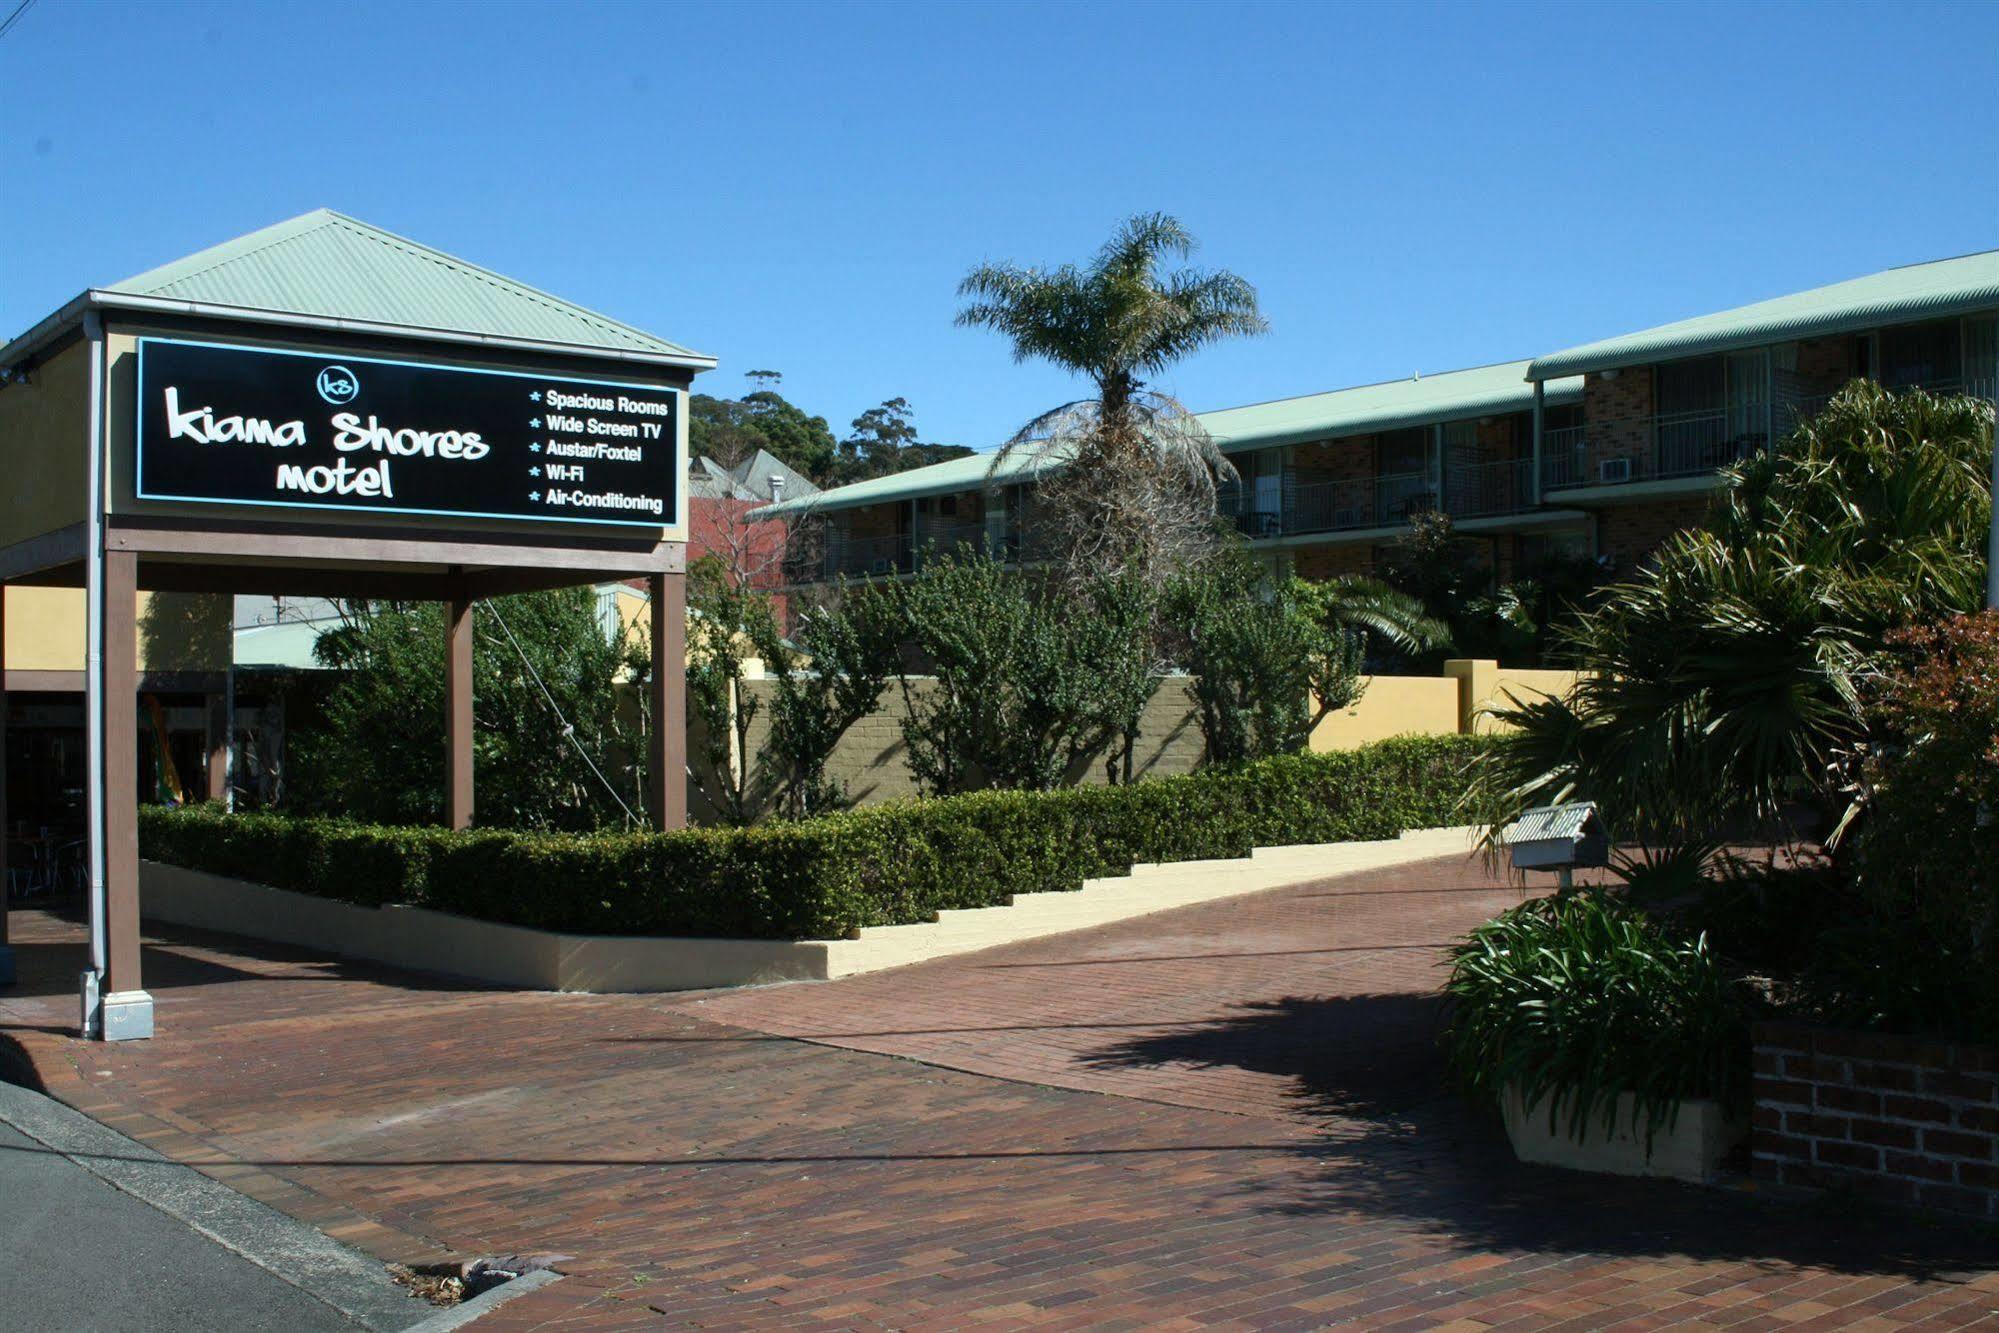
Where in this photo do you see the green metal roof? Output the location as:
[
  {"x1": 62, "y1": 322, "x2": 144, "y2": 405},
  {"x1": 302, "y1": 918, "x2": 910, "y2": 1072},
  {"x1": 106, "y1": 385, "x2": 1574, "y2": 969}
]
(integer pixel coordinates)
[
  {"x1": 1200, "y1": 359, "x2": 1579, "y2": 452},
  {"x1": 757, "y1": 359, "x2": 1580, "y2": 518},
  {"x1": 1528, "y1": 248, "x2": 1999, "y2": 382},
  {"x1": 756, "y1": 440, "x2": 1069, "y2": 517},
  {"x1": 100, "y1": 209, "x2": 713, "y2": 366}
]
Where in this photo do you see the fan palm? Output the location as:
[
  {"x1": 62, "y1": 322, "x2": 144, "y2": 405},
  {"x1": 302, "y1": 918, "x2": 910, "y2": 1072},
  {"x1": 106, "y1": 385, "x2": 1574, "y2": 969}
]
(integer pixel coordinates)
[
  {"x1": 1292, "y1": 573, "x2": 1451, "y2": 660},
  {"x1": 1473, "y1": 382, "x2": 1993, "y2": 850}
]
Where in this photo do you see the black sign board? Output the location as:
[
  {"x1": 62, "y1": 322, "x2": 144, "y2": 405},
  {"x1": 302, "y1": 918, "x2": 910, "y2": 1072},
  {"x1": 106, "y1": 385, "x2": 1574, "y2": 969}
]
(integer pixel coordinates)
[{"x1": 135, "y1": 338, "x2": 681, "y2": 527}]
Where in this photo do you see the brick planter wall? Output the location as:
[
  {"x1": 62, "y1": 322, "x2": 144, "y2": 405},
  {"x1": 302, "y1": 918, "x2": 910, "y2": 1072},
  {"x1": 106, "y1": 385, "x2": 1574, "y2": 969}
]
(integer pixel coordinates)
[{"x1": 1752, "y1": 1022, "x2": 1999, "y2": 1220}]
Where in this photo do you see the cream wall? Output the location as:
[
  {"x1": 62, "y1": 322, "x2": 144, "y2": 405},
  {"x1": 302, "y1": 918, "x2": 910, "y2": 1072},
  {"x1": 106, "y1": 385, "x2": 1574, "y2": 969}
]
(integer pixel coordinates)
[
  {"x1": 687, "y1": 660, "x2": 1579, "y2": 820},
  {"x1": 1443, "y1": 660, "x2": 1584, "y2": 734},
  {"x1": 4, "y1": 586, "x2": 232, "y2": 676},
  {"x1": 0, "y1": 337, "x2": 90, "y2": 549}
]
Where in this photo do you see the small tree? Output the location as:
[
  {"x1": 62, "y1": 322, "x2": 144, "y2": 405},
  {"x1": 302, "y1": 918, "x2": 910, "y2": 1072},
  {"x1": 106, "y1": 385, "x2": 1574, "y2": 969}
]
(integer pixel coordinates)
[
  {"x1": 1083, "y1": 571, "x2": 1167, "y2": 784},
  {"x1": 685, "y1": 556, "x2": 769, "y2": 825},
  {"x1": 895, "y1": 552, "x2": 1124, "y2": 794},
  {"x1": 292, "y1": 587, "x2": 643, "y2": 830},
  {"x1": 1164, "y1": 549, "x2": 1371, "y2": 765},
  {"x1": 751, "y1": 579, "x2": 900, "y2": 818}
]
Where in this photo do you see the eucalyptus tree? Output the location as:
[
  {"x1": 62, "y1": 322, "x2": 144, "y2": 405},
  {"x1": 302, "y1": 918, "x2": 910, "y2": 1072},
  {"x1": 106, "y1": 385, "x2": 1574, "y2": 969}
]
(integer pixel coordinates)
[{"x1": 956, "y1": 213, "x2": 1267, "y2": 586}]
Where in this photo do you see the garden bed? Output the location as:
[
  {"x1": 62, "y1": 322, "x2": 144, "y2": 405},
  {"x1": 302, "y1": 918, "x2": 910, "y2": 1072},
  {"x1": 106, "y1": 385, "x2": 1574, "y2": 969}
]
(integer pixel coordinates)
[{"x1": 139, "y1": 736, "x2": 1488, "y2": 942}]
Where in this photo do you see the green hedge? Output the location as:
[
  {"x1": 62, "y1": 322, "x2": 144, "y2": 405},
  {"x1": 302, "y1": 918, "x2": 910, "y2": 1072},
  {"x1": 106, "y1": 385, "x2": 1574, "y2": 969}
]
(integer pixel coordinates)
[{"x1": 139, "y1": 735, "x2": 1490, "y2": 940}]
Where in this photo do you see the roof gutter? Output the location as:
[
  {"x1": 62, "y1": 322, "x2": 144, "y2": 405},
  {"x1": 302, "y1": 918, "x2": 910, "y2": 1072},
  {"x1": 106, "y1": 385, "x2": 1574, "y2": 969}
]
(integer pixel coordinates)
[
  {"x1": 2, "y1": 290, "x2": 719, "y2": 378},
  {"x1": 1526, "y1": 285, "x2": 1999, "y2": 382}
]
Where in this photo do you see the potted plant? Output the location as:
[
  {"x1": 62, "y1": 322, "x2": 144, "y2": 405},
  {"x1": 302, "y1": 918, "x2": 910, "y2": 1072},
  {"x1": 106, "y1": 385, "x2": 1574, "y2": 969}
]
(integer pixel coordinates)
[{"x1": 1445, "y1": 893, "x2": 1749, "y2": 1183}]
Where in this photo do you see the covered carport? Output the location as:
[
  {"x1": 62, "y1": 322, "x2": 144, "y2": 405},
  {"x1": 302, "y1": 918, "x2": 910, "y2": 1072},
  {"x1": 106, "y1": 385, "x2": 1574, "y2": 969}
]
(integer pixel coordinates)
[{"x1": 0, "y1": 209, "x2": 710, "y2": 1037}]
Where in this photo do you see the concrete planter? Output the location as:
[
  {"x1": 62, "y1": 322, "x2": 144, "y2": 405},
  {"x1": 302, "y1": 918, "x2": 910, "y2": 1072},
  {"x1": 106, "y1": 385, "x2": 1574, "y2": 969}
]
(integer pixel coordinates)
[{"x1": 1502, "y1": 1085, "x2": 1744, "y2": 1184}]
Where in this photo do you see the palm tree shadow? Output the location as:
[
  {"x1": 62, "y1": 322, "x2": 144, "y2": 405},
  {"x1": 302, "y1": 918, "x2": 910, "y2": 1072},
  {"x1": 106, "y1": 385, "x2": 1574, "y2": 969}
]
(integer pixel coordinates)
[{"x1": 1086, "y1": 992, "x2": 1999, "y2": 1283}]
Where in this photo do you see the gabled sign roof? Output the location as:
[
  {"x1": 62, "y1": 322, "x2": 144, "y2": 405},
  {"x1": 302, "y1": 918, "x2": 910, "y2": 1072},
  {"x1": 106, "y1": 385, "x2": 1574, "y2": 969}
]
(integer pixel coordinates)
[{"x1": 4, "y1": 209, "x2": 715, "y2": 372}]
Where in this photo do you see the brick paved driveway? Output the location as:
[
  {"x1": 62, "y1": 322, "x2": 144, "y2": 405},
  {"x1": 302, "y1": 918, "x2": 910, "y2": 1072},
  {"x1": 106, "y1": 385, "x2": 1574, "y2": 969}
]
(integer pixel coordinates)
[{"x1": 3, "y1": 854, "x2": 1997, "y2": 1329}]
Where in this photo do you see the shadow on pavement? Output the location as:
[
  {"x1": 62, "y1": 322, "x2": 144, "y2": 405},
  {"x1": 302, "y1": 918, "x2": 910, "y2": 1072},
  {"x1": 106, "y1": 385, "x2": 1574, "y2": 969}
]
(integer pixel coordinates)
[{"x1": 1086, "y1": 990, "x2": 1999, "y2": 1285}]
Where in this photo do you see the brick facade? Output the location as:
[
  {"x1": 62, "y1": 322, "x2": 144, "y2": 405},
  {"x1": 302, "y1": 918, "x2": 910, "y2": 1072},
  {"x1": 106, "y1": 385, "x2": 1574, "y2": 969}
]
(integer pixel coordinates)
[
  {"x1": 1581, "y1": 368, "x2": 1656, "y2": 478},
  {"x1": 1752, "y1": 1022, "x2": 1999, "y2": 1220},
  {"x1": 1795, "y1": 335, "x2": 1857, "y2": 396},
  {"x1": 1292, "y1": 542, "x2": 1374, "y2": 580},
  {"x1": 1596, "y1": 497, "x2": 1713, "y2": 570}
]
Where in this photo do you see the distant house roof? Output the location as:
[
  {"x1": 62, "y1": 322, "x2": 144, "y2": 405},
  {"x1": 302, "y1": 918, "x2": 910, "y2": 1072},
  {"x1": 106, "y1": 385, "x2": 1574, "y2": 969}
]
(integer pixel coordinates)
[
  {"x1": 3, "y1": 208, "x2": 715, "y2": 372},
  {"x1": 1528, "y1": 248, "x2": 1999, "y2": 382},
  {"x1": 690, "y1": 448, "x2": 821, "y2": 502},
  {"x1": 756, "y1": 359, "x2": 1580, "y2": 519}
]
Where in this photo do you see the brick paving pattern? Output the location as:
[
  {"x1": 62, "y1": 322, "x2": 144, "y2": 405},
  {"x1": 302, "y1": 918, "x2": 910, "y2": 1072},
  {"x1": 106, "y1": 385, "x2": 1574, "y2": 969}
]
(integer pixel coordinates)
[{"x1": 2, "y1": 853, "x2": 1996, "y2": 1329}]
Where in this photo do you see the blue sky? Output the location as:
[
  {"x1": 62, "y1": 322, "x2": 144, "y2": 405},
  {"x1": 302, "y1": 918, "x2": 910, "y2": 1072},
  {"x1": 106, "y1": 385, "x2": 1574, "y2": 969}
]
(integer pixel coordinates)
[{"x1": 4, "y1": 0, "x2": 1997, "y2": 451}]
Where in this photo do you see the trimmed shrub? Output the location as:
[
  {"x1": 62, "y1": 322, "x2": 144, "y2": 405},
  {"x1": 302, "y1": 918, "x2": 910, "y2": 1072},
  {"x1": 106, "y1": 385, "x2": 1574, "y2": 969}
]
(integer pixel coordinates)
[{"x1": 139, "y1": 735, "x2": 1489, "y2": 940}]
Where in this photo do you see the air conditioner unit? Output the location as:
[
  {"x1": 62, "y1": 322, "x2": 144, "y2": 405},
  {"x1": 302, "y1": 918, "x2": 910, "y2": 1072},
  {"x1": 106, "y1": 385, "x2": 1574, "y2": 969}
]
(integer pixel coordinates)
[
  {"x1": 871, "y1": 557, "x2": 893, "y2": 575},
  {"x1": 1599, "y1": 458, "x2": 1633, "y2": 484}
]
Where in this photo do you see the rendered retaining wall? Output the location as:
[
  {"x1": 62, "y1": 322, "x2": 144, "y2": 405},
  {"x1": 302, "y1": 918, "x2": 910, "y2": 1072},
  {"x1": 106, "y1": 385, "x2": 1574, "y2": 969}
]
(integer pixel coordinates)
[{"x1": 1751, "y1": 1022, "x2": 1999, "y2": 1220}]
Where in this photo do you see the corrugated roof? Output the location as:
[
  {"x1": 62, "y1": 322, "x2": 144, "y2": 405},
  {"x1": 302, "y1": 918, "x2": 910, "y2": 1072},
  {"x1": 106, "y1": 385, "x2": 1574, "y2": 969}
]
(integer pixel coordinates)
[
  {"x1": 1201, "y1": 359, "x2": 1580, "y2": 452},
  {"x1": 758, "y1": 360, "x2": 1581, "y2": 518},
  {"x1": 1500, "y1": 802, "x2": 1602, "y2": 844},
  {"x1": 1528, "y1": 248, "x2": 1999, "y2": 381},
  {"x1": 757, "y1": 440, "x2": 1069, "y2": 517},
  {"x1": 102, "y1": 209, "x2": 712, "y2": 365}
]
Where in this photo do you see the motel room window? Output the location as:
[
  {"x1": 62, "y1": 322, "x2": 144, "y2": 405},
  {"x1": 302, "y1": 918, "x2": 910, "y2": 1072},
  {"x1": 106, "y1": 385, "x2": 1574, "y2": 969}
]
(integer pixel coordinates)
[
  {"x1": 1375, "y1": 427, "x2": 1428, "y2": 478},
  {"x1": 1655, "y1": 356, "x2": 1725, "y2": 418},
  {"x1": 1879, "y1": 320, "x2": 1961, "y2": 390}
]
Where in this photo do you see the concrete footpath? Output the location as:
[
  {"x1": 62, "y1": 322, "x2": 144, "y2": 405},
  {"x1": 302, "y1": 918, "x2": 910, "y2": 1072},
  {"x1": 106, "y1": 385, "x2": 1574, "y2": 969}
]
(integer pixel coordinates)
[{"x1": 0, "y1": 1079, "x2": 426, "y2": 1331}]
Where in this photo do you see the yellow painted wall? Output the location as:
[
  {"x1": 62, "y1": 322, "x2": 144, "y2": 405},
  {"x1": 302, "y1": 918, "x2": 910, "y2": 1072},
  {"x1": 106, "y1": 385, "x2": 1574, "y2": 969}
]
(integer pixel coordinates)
[
  {"x1": 1443, "y1": 660, "x2": 1583, "y2": 734},
  {"x1": 0, "y1": 337, "x2": 90, "y2": 548},
  {"x1": 4, "y1": 586, "x2": 232, "y2": 676},
  {"x1": 1309, "y1": 674, "x2": 1462, "y2": 751}
]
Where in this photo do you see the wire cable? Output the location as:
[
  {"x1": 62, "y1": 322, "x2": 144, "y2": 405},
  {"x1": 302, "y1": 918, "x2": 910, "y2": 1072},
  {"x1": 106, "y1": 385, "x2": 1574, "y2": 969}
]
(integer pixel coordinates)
[
  {"x1": 0, "y1": 0, "x2": 39, "y2": 41},
  {"x1": 483, "y1": 602, "x2": 644, "y2": 829}
]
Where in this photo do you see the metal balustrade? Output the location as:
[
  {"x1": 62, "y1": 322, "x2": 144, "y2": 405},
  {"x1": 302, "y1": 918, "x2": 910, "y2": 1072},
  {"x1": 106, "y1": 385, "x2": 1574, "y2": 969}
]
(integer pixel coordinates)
[
  {"x1": 1544, "y1": 377, "x2": 1998, "y2": 494},
  {"x1": 1445, "y1": 456, "x2": 1536, "y2": 519}
]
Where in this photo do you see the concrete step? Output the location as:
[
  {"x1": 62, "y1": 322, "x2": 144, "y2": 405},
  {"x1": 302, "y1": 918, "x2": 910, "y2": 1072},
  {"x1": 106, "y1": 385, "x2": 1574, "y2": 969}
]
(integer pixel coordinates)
[{"x1": 821, "y1": 825, "x2": 1481, "y2": 979}]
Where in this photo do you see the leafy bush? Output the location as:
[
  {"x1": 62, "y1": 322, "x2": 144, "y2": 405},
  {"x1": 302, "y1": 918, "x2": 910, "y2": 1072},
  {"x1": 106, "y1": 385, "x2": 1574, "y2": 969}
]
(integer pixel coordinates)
[
  {"x1": 1445, "y1": 893, "x2": 1750, "y2": 1142},
  {"x1": 894, "y1": 552, "x2": 1154, "y2": 795},
  {"x1": 1759, "y1": 610, "x2": 1999, "y2": 1045},
  {"x1": 140, "y1": 736, "x2": 1488, "y2": 940},
  {"x1": 1857, "y1": 611, "x2": 1999, "y2": 948},
  {"x1": 1475, "y1": 383, "x2": 1993, "y2": 848},
  {"x1": 290, "y1": 588, "x2": 646, "y2": 830}
]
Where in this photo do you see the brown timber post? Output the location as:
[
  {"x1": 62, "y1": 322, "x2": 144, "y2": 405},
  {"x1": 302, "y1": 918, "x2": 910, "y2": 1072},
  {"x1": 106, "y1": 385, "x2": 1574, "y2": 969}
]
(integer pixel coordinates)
[
  {"x1": 103, "y1": 549, "x2": 142, "y2": 1001},
  {"x1": 649, "y1": 570, "x2": 686, "y2": 830},
  {"x1": 446, "y1": 594, "x2": 474, "y2": 830}
]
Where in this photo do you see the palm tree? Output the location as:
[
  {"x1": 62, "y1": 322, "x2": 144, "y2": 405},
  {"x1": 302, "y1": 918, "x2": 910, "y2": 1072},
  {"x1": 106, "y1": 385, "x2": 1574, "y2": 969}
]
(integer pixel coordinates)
[
  {"x1": 1293, "y1": 574, "x2": 1451, "y2": 660},
  {"x1": 956, "y1": 213, "x2": 1267, "y2": 582}
]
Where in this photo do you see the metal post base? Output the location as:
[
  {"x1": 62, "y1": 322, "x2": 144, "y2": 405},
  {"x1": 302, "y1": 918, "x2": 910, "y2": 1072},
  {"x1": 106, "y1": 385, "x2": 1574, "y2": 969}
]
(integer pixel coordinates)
[
  {"x1": 0, "y1": 944, "x2": 14, "y2": 987},
  {"x1": 101, "y1": 990, "x2": 154, "y2": 1042}
]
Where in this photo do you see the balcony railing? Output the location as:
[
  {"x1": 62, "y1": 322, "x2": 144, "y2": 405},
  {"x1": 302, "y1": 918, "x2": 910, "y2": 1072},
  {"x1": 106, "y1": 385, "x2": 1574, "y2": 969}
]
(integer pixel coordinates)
[
  {"x1": 796, "y1": 521, "x2": 1011, "y2": 582},
  {"x1": 1445, "y1": 456, "x2": 1536, "y2": 520},
  {"x1": 1544, "y1": 377, "x2": 1998, "y2": 493},
  {"x1": 1285, "y1": 471, "x2": 1436, "y2": 536}
]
